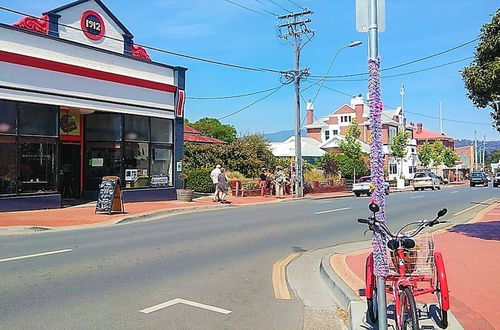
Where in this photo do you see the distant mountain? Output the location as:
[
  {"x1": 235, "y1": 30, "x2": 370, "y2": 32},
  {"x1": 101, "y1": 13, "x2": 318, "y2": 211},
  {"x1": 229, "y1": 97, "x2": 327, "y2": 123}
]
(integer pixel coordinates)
[
  {"x1": 263, "y1": 129, "x2": 306, "y2": 142},
  {"x1": 455, "y1": 139, "x2": 500, "y2": 152}
]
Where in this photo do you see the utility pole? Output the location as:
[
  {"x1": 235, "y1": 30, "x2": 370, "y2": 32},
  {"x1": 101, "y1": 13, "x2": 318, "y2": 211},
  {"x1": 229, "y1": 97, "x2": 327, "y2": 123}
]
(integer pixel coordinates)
[
  {"x1": 439, "y1": 102, "x2": 443, "y2": 135},
  {"x1": 278, "y1": 9, "x2": 314, "y2": 198},
  {"x1": 483, "y1": 135, "x2": 486, "y2": 171},
  {"x1": 474, "y1": 130, "x2": 477, "y2": 171}
]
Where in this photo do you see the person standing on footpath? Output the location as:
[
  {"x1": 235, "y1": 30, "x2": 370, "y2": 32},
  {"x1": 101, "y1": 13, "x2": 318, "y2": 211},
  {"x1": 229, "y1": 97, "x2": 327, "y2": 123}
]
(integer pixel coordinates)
[
  {"x1": 210, "y1": 164, "x2": 221, "y2": 202},
  {"x1": 217, "y1": 168, "x2": 230, "y2": 204},
  {"x1": 275, "y1": 166, "x2": 285, "y2": 198},
  {"x1": 259, "y1": 168, "x2": 268, "y2": 197}
]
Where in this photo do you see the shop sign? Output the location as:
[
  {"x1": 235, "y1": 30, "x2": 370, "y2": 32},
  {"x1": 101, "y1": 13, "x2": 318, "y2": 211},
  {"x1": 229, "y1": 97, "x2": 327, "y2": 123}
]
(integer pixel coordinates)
[
  {"x1": 150, "y1": 176, "x2": 169, "y2": 186},
  {"x1": 80, "y1": 10, "x2": 106, "y2": 41},
  {"x1": 59, "y1": 109, "x2": 81, "y2": 136},
  {"x1": 176, "y1": 90, "x2": 185, "y2": 118}
]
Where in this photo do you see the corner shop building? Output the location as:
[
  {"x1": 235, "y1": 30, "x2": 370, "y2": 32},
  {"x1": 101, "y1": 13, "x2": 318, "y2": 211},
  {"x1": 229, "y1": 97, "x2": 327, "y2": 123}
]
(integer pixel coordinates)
[{"x1": 0, "y1": 0, "x2": 186, "y2": 211}]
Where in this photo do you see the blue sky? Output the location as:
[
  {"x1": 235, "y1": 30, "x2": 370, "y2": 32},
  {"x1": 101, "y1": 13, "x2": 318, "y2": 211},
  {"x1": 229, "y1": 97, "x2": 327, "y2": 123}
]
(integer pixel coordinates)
[{"x1": 1, "y1": 0, "x2": 499, "y2": 140}]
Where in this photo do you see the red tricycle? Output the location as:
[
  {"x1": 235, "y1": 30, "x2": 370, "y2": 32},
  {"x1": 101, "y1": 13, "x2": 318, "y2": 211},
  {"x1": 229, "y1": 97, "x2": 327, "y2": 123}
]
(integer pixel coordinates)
[{"x1": 358, "y1": 203, "x2": 450, "y2": 329}]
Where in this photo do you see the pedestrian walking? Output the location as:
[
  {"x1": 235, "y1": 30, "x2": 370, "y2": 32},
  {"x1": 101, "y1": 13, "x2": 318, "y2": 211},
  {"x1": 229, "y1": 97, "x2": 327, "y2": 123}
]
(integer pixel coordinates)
[
  {"x1": 217, "y1": 168, "x2": 230, "y2": 204},
  {"x1": 210, "y1": 164, "x2": 221, "y2": 202},
  {"x1": 275, "y1": 166, "x2": 285, "y2": 198},
  {"x1": 259, "y1": 168, "x2": 268, "y2": 197}
]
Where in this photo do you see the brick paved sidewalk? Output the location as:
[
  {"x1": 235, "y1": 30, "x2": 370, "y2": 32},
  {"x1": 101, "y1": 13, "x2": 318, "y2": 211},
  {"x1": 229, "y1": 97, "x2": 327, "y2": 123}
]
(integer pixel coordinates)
[
  {"x1": 0, "y1": 191, "x2": 355, "y2": 228},
  {"x1": 339, "y1": 201, "x2": 500, "y2": 329}
]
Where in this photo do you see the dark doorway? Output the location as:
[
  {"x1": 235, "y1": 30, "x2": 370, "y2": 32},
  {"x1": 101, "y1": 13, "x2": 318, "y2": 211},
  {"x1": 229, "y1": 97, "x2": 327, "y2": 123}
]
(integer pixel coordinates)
[{"x1": 60, "y1": 143, "x2": 81, "y2": 200}]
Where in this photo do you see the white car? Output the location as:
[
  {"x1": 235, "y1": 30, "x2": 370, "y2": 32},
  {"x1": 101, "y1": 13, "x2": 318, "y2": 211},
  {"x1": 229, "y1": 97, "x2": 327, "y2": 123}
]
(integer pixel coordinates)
[
  {"x1": 413, "y1": 172, "x2": 441, "y2": 190},
  {"x1": 352, "y1": 176, "x2": 390, "y2": 197}
]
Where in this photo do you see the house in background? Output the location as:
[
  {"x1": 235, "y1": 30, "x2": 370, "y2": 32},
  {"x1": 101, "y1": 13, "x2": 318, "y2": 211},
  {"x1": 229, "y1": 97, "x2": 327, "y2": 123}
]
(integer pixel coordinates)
[
  {"x1": 269, "y1": 136, "x2": 325, "y2": 164},
  {"x1": 413, "y1": 122, "x2": 455, "y2": 149},
  {"x1": 304, "y1": 95, "x2": 418, "y2": 181},
  {"x1": 452, "y1": 145, "x2": 475, "y2": 180},
  {"x1": 183, "y1": 125, "x2": 226, "y2": 144}
]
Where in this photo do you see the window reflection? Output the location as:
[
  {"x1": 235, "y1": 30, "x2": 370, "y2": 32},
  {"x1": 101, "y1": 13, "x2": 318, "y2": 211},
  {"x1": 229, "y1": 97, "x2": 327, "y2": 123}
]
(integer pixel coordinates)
[{"x1": 18, "y1": 139, "x2": 57, "y2": 194}]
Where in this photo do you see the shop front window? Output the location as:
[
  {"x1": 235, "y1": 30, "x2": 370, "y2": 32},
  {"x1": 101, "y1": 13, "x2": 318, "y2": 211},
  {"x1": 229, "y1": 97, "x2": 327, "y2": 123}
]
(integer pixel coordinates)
[
  {"x1": 19, "y1": 102, "x2": 58, "y2": 137},
  {"x1": 124, "y1": 142, "x2": 150, "y2": 188},
  {"x1": 151, "y1": 118, "x2": 173, "y2": 143},
  {"x1": 151, "y1": 146, "x2": 173, "y2": 187},
  {"x1": 0, "y1": 100, "x2": 17, "y2": 135},
  {"x1": 0, "y1": 136, "x2": 17, "y2": 195},
  {"x1": 85, "y1": 142, "x2": 122, "y2": 190},
  {"x1": 85, "y1": 113, "x2": 121, "y2": 141},
  {"x1": 18, "y1": 138, "x2": 57, "y2": 194}
]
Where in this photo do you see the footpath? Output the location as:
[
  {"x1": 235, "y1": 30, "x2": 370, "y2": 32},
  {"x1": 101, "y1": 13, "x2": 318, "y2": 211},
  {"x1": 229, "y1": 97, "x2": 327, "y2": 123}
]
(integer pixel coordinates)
[
  {"x1": 0, "y1": 191, "x2": 353, "y2": 230},
  {"x1": 324, "y1": 199, "x2": 500, "y2": 330}
]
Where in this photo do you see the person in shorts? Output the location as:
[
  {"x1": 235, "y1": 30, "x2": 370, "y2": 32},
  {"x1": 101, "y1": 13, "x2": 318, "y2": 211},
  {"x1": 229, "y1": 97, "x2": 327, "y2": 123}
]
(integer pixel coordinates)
[{"x1": 210, "y1": 164, "x2": 221, "y2": 202}]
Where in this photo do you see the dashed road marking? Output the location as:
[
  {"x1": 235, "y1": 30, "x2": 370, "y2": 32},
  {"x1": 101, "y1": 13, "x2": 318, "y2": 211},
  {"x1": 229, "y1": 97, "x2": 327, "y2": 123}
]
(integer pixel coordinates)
[
  {"x1": 0, "y1": 249, "x2": 73, "y2": 263},
  {"x1": 410, "y1": 195, "x2": 424, "y2": 199},
  {"x1": 315, "y1": 207, "x2": 351, "y2": 215},
  {"x1": 140, "y1": 298, "x2": 231, "y2": 315}
]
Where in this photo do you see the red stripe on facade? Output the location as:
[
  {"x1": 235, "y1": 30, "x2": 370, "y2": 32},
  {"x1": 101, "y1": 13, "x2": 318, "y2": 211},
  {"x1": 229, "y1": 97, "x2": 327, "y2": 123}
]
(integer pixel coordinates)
[{"x1": 0, "y1": 50, "x2": 177, "y2": 93}]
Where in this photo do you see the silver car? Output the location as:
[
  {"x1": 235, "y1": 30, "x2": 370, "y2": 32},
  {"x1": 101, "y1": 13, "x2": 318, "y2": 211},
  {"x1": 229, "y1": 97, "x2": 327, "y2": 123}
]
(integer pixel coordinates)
[{"x1": 412, "y1": 172, "x2": 441, "y2": 191}]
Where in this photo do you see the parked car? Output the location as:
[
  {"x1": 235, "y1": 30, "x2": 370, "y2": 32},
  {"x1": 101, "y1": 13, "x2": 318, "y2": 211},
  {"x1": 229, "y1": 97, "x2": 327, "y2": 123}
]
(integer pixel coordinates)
[
  {"x1": 412, "y1": 172, "x2": 441, "y2": 191},
  {"x1": 470, "y1": 171, "x2": 489, "y2": 187},
  {"x1": 493, "y1": 173, "x2": 500, "y2": 188},
  {"x1": 352, "y1": 176, "x2": 390, "y2": 197}
]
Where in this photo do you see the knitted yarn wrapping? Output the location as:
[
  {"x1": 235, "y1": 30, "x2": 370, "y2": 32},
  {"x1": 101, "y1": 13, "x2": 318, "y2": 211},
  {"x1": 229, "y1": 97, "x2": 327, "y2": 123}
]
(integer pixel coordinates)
[{"x1": 368, "y1": 58, "x2": 389, "y2": 277}]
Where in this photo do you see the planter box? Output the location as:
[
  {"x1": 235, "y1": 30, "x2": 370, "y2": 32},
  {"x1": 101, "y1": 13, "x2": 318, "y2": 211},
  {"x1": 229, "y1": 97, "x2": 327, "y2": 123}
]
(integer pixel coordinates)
[{"x1": 176, "y1": 189, "x2": 194, "y2": 202}]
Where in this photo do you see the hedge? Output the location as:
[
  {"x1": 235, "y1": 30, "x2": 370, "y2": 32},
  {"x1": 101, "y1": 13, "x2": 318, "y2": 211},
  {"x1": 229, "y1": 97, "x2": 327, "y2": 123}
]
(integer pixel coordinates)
[{"x1": 185, "y1": 168, "x2": 214, "y2": 193}]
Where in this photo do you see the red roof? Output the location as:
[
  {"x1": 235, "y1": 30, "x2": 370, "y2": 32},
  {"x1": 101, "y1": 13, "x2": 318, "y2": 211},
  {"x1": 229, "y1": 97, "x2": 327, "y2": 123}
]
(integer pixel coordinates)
[
  {"x1": 414, "y1": 128, "x2": 453, "y2": 140},
  {"x1": 184, "y1": 124, "x2": 226, "y2": 144}
]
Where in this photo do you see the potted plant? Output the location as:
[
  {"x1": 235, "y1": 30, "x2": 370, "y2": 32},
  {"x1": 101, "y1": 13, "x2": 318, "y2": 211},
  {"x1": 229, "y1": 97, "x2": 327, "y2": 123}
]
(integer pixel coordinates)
[{"x1": 176, "y1": 171, "x2": 194, "y2": 202}]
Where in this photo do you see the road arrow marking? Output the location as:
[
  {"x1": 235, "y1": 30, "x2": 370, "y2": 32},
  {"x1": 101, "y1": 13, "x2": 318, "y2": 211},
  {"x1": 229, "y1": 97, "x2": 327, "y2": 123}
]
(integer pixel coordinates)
[
  {"x1": 315, "y1": 207, "x2": 351, "y2": 215},
  {"x1": 140, "y1": 298, "x2": 231, "y2": 315},
  {"x1": 0, "y1": 249, "x2": 73, "y2": 263}
]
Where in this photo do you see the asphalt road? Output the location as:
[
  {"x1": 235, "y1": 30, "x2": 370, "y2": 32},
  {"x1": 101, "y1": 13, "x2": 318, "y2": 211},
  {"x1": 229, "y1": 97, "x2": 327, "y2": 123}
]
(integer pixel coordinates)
[{"x1": 0, "y1": 184, "x2": 497, "y2": 329}]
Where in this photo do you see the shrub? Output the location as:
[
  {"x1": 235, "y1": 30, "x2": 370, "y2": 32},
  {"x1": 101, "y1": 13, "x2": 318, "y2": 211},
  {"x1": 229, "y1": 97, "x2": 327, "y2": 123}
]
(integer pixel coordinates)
[{"x1": 185, "y1": 168, "x2": 214, "y2": 193}]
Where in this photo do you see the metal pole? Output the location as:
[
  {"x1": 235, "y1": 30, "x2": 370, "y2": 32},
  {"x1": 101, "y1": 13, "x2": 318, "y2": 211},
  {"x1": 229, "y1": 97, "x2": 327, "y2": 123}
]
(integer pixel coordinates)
[
  {"x1": 368, "y1": 0, "x2": 387, "y2": 328},
  {"x1": 474, "y1": 130, "x2": 477, "y2": 171},
  {"x1": 483, "y1": 135, "x2": 486, "y2": 171},
  {"x1": 440, "y1": 102, "x2": 443, "y2": 134},
  {"x1": 294, "y1": 34, "x2": 303, "y2": 197}
]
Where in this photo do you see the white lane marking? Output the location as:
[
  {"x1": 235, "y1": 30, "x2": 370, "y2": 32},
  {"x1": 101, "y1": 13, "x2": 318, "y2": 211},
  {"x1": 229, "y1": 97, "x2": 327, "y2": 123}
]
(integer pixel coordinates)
[
  {"x1": 450, "y1": 191, "x2": 459, "y2": 194},
  {"x1": 0, "y1": 249, "x2": 73, "y2": 263},
  {"x1": 140, "y1": 298, "x2": 231, "y2": 315},
  {"x1": 315, "y1": 207, "x2": 351, "y2": 215},
  {"x1": 410, "y1": 195, "x2": 424, "y2": 199}
]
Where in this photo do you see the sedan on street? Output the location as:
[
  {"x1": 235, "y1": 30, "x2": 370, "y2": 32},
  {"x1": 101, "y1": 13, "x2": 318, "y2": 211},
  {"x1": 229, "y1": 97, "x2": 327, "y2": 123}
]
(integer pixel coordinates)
[{"x1": 412, "y1": 172, "x2": 441, "y2": 191}]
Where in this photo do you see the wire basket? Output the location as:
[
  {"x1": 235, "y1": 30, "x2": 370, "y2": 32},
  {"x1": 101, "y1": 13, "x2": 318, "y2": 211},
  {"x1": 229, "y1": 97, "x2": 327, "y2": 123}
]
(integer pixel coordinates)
[{"x1": 387, "y1": 233, "x2": 435, "y2": 276}]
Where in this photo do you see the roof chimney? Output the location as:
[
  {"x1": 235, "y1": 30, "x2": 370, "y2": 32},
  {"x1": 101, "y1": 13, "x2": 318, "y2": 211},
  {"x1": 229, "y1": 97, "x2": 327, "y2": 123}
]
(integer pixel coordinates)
[
  {"x1": 417, "y1": 122, "x2": 423, "y2": 134},
  {"x1": 306, "y1": 101, "x2": 314, "y2": 125}
]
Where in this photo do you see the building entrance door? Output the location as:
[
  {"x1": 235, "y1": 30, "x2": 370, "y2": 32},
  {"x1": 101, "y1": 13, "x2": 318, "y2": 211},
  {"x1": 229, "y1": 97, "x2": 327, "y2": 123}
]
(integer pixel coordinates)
[{"x1": 60, "y1": 143, "x2": 81, "y2": 199}]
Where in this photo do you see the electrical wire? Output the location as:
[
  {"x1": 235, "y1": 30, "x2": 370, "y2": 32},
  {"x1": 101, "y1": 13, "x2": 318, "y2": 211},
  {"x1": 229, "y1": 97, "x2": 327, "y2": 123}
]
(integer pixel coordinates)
[
  {"x1": 309, "y1": 37, "x2": 480, "y2": 79},
  {"x1": 218, "y1": 83, "x2": 286, "y2": 120},
  {"x1": 284, "y1": 0, "x2": 306, "y2": 10},
  {"x1": 266, "y1": 0, "x2": 293, "y2": 13},
  {"x1": 252, "y1": 0, "x2": 279, "y2": 16},
  {"x1": 404, "y1": 110, "x2": 491, "y2": 126},
  {"x1": 308, "y1": 57, "x2": 473, "y2": 82},
  {"x1": 222, "y1": 0, "x2": 267, "y2": 16},
  {"x1": 187, "y1": 85, "x2": 282, "y2": 100},
  {"x1": 0, "y1": 5, "x2": 285, "y2": 74}
]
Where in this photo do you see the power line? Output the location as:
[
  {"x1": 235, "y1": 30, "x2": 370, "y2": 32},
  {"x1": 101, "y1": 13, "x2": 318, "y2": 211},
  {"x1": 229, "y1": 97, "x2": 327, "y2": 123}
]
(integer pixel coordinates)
[
  {"x1": 0, "y1": 5, "x2": 285, "y2": 74},
  {"x1": 284, "y1": 0, "x2": 306, "y2": 10},
  {"x1": 266, "y1": 0, "x2": 293, "y2": 13},
  {"x1": 319, "y1": 85, "x2": 354, "y2": 97},
  {"x1": 309, "y1": 37, "x2": 480, "y2": 79},
  {"x1": 223, "y1": 0, "x2": 269, "y2": 16},
  {"x1": 218, "y1": 83, "x2": 287, "y2": 120},
  {"x1": 252, "y1": 0, "x2": 279, "y2": 16},
  {"x1": 309, "y1": 57, "x2": 472, "y2": 82},
  {"x1": 187, "y1": 85, "x2": 282, "y2": 100},
  {"x1": 405, "y1": 110, "x2": 491, "y2": 126}
]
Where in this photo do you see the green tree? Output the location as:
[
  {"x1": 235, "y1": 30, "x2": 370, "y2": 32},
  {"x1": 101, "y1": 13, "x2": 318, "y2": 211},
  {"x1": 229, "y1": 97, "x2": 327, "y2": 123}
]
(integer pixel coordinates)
[
  {"x1": 418, "y1": 141, "x2": 433, "y2": 169},
  {"x1": 443, "y1": 147, "x2": 459, "y2": 168},
  {"x1": 390, "y1": 130, "x2": 409, "y2": 178},
  {"x1": 431, "y1": 140, "x2": 445, "y2": 170},
  {"x1": 189, "y1": 117, "x2": 237, "y2": 142},
  {"x1": 461, "y1": 9, "x2": 500, "y2": 131},
  {"x1": 338, "y1": 120, "x2": 368, "y2": 179},
  {"x1": 317, "y1": 152, "x2": 340, "y2": 176}
]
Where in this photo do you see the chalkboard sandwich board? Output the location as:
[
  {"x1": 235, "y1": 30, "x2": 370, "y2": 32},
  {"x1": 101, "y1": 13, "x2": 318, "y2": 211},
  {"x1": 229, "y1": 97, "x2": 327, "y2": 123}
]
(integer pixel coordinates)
[{"x1": 95, "y1": 176, "x2": 124, "y2": 214}]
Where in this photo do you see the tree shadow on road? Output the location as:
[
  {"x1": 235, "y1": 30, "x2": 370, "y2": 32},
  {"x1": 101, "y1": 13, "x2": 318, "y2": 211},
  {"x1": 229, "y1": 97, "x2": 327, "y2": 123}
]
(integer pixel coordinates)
[{"x1": 449, "y1": 221, "x2": 500, "y2": 241}]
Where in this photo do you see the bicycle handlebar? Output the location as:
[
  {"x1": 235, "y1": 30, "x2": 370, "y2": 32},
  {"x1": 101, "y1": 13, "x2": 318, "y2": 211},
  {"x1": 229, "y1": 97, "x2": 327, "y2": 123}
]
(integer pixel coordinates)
[{"x1": 358, "y1": 215, "x2": 449, "y2": 239}]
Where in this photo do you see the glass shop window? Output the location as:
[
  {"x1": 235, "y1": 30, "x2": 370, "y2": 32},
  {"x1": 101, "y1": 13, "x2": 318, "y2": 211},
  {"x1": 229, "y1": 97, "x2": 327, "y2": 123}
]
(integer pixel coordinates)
[
  {"x1": 150, "y1": 146, "x2": 173, "y2": 187},
  {"x1": 85, "y1": 141, "x2": 122, "y2": 190},
  {"x1": 124, "y1": 142, "x2": 150, "y2": 188},
  {"x1": 18, "y1": 138, "x2": 57, "y2": 194},
  {"x1": 124, "y1": 115, "x2": 150, "y2": 142},
  {"x1": 0, "y1": 136, "x2": 17, "y2": 195},
  {"x1": 86, "y1": 113, "x2": 121, "y2": 141},
  {"x1": 18, "y1": 102, "x2": 58, "y2": 137},
  {"x1": 151, "y1": 118, "x2": 173, "y2": 143},
  {"x1": 0, "y1": 100, "x2": 17, "y2": 135}
]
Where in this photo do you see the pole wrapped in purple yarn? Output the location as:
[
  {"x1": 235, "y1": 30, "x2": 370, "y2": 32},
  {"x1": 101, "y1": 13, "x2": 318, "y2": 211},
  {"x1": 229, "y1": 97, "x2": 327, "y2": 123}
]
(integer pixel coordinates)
[{"x1": 368, "y1": 57, "x2": 389, "y2": 277}]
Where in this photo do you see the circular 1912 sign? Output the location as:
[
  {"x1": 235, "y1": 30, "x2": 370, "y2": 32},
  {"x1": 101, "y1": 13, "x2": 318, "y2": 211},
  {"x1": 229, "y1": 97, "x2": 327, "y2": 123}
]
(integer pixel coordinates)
[{"x1": 80, "y1": 10, "x2": 105, "y2": 41}]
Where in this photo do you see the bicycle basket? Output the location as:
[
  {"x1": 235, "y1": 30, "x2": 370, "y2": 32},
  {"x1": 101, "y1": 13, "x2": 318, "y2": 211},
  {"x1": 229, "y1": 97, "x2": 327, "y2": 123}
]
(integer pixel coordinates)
[{"x1": 387, "y1": 232, "x2": 435, "y2": 276}]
